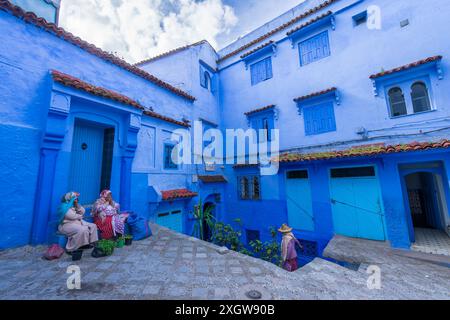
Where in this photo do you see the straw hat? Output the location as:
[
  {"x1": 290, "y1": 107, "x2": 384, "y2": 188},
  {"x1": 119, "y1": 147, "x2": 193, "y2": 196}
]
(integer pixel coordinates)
[{"x1": 278, "y1": 224, "x2": 293, "y2": 233}]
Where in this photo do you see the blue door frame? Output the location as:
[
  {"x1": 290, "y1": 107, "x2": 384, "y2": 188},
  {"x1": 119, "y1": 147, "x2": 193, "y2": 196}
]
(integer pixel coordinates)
[{"x1": 400, "y1": 163, "x2": 450, "y2": 243}]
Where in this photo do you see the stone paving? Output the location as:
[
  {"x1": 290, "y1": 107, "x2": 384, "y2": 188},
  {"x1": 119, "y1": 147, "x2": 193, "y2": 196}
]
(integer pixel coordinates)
[{"x1": 0, "y1": 225, "x2": 449, "y2": 300}]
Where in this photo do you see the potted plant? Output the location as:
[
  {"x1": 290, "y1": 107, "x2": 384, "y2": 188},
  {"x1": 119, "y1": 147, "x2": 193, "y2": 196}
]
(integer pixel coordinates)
[
  {"x1": 115, "y1": 236, "x2": 125, "y2": 248},
  {"x1": 124, "y1": 235, "x2": 133, "y2": 246},
  {"x1": 96, "y1": 239, "x2": 115, "y2": 256}
]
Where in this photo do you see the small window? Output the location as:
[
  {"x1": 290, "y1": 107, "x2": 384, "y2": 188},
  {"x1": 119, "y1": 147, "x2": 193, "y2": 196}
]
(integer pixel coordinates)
[
  {"x1": 388, "y1": 87, "x2": 407, "y2": 117},
  {"x1": 410, "y1": 81, "x2": 431, "y2": 113},
  {"x1": 250, "y1": 57, "x2": 273, "y2": 86},
  {"x1": 331, "y1": 166, "x2": 376, "y2": 178},
  {"x1": 252, "y1": 176, "x2": 261, "y2": 200},
  {"x1": 287, "y1": 170, "x2": 309, "y2": 179},
  {"x1": 163, "y1": 144, "x2": 178, "y2": 169},
  {"x1": 299, "y1": 31, "x2": 330, "y2": 66},
  {"x1": 204, "y1": 72, "x2": 212, "y2": 91},
  {"x1": 352, "y1": 11, "x2": 367, "y2": 27},
  {"x1": 238, "y1": 176, "x2": 261, "y2": 200},
  {"x1": 303, "y1": 102, "x2": 336, "y2": 135}
]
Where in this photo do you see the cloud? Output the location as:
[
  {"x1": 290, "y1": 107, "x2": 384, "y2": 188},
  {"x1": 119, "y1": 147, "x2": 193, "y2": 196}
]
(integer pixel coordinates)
[{"x1": 59, "y1": 0, "x2": 238, "y2": 63}]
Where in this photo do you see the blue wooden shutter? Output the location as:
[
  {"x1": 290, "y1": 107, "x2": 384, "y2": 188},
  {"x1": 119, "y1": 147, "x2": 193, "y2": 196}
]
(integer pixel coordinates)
[
  {"x1": 265, "y1": 57, "x2": 273, "y2": 79},
  {"x1": 200, "y1": 65, "x2": 206, "y2": 88},
  {"x1": 304, "y1": 102, "x2": 336, "y2": 135},
  {"x1": 299, "y1": 31, "x2": 330, "y2": 66}
]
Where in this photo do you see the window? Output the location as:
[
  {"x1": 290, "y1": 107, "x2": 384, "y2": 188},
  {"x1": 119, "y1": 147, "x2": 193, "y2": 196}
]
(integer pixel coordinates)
[
  {"x1": 250, "y1": 57, "x2": 273, "y2": 86},
  {"x1": 331, "y1": 166, "x2": 376, "y2": 178},
  {"x1": 163, "y1": 144, "x2": 178, "y2": 169},
  {"x1": 303, "y1": 101, "x2": 336, "y2": 135},
  {"x1": 248, "y1": 112, "x2": 275, "y2": 142},
  {"x1": 199, "y1": 61, "x2": 214, "y2": 92},
  {"x1": 299, "y1": 31, "x2": 330, "y2": 66},
  {"x1": 238, "y1": 176, "x2": 261, "y2": 200},
  {"x1": 411, "y1": 81, "x2": 431, "y2": 113},
  {"x1": 352, "y1": 11, "x2": 367, "y2": 27},
  {"x1": 388, "y1": 87, "x2": 407, "y2": 117}
]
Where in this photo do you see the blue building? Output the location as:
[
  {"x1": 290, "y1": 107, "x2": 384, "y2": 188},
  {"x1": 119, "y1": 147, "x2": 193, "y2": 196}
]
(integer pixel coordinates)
[{"x1": 1, "y1": 0, "x2": 450, "y2": 256}]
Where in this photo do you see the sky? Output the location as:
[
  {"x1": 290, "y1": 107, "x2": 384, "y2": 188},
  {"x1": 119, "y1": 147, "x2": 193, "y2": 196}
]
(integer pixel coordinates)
[{"x1": 59, "y1": 0, "x2": 306, "y2": 63}]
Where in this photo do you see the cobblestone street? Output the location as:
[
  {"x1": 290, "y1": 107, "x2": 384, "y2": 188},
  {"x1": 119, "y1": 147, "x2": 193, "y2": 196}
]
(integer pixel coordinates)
[{"x1": 0, "y1": 225, "x2": 449, "y2": 300}]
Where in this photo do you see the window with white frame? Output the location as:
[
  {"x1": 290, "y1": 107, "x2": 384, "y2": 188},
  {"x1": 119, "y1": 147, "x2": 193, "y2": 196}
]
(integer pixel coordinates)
[{"x1": 386, "y1": 78, "x2": 433, "y2": 117}]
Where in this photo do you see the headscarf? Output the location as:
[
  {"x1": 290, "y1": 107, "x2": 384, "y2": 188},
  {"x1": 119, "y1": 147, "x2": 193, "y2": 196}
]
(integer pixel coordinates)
[
  {"x1": 281, "y1": 232, "x2": 298, "y2": 262},
  {"x1": 58, "y1": 192, "x2": 79, "y2": 223},
  {"x1": 92, "y1": 190, "x2": 114, "y2": 219}
]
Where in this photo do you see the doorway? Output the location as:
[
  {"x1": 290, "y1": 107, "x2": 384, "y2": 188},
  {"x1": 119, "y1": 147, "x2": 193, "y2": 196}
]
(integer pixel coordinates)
[
  {"x1": 405, "y1": 172, "x2": 445, "y2": 230},
  {"x1": 203, "y1": 202, "x2": 216, "y2": 241},
  {"x1": 68, "y1": 121, "x2": 115, "y2": 205}
]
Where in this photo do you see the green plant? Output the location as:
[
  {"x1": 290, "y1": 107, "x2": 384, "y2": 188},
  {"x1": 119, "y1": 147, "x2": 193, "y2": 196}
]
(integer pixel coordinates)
[
  {"x1": 97, "y1": 239, "x2": 115, "y2": 256},
  {"x1": 192, "y1": 199, "x2": 216, "y2": 241},
  {"x1": 210, "y1": 221, "x2": 243, "y2": 251},
  {"x1": 124, "y1": 235, "x2": 133, "y2": 240}
]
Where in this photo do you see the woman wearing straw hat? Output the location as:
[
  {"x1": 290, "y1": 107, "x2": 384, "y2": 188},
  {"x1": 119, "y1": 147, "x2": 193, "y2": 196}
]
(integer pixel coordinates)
[{"x1": 279, "y1": 224, "x2": 302, "y2": 272}]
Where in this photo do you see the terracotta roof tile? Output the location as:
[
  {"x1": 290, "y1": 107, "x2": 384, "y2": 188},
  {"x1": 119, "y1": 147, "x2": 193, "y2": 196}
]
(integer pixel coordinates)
[
  {"x1": 293, "y1": 87, "x2": 337, "y2": 102},
  {"x1": 277, "y1": 140, "x2": 450, "y2": 163},
  {"x1": 51, "y1": 70, "x2": 189, "y2": 127},
  {"x1": 198, "y1": 175, "x2": 228, "y2": 183},
  {"x1": 244, "y1": 105, "x2": 275, "y2": 116},
  {"x1": 286, "y1": 11, "x2": 333, "y2": 36},
  {"x1": 51, "y1": 70, "x2": 145, "y2": 110},
  {"x1": 161, "y1": 189, "x2": 198, "y2": 201},
  {"x1": 217, "y1": 0, "x2": 339, "y2": 63},
  {"x1": 369, "y1": 56, "x2": 443, "y2": 79},
  {"x1": 240, "y1": 41, "x2": 274, "y2": 59},
  {"x1": 134, "y1": 40, "x2": 208, "y2": 66},
  {"x1": 0, "y1": 0, "x2": 196, "y2": 101},
  {"x1": 143, "y1": 110, "x2": 190, "y2": 128}
]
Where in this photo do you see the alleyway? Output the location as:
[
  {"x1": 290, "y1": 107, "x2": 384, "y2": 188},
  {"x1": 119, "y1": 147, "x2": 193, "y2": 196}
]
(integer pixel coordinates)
[{"x1": 0, "y1": 225, "x2": 449, "y2": 300}]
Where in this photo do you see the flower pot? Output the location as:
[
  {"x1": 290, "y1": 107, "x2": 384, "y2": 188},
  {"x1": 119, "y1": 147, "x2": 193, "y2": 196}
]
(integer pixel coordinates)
[
  {"x1": 125, "y1": 238, "x2": 133, "y2": 246},
  {"x1": 116, "y1": 238, "x2": 125, "y2": 248},
  {"x1": 71, "y1": 249, "x2": 83, "y2": 261}
]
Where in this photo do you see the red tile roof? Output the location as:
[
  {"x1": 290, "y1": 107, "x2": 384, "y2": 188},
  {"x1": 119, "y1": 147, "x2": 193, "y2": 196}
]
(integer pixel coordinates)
[
  {"x1": 143, "y1": 110, "x2": 190, "y2": 128},
  {"x1": 293, "y1": 87, "x2": 337, "y2": 102},
  {"x1": 198, "y1": 175, "x2": 228, "y2": 183},
  {"x1": 369, "y1": 56, "x2": 443, "y2": 79},
  {"x1": 134, "y1": 40, "x2": 208, "y2": 66},
  {"x1": 244, "y1": 105, "x2": 276, "y2": 116},
  {"x1": 51, "y1": 70, "x2": 189, "y2": 127},
  {"x1": 240, "y1": 41, "x2": 275, "y2": 59},
  {"x1": 277, "y1": 140, "x2": 450, "y2": 163},
  {"x1": 0, "y1": 0, "x2": 196, "y2": 101},
  {"x1": 161, "y1": 189, "x2": 198, "y2": 201},
  {"x1": 217, "y1": 0, "x2": 339, "y2": 63},
  {"x1": 51, "y1": 70, "x2": 145, "y2": 110},
  {"x1": 286, "y1": 11, "x2": 333, "y2": 36}
]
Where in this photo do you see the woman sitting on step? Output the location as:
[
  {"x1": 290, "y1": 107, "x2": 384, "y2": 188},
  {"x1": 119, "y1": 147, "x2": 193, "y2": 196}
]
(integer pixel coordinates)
[
  {"x1": 58, "y1": 192, "x2": 98, "y2": 253},
  {"x1": 92, "y1": 190, "x2": 128, "y2": 240}
]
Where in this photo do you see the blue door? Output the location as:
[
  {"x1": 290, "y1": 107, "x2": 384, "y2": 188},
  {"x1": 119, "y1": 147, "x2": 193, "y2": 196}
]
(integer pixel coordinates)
[
  {"x1": 285, "y1": 170, "x2": 314, "y2": 231},
  {"x1": 157, "y1": 209, "x2": 183, "y2": 233},
  {"x1": 330, "y1": 166, "x2": 386, "y2": 241},
  {"x1": 68, "y1": 122, "x2": 105, "y2": 205}
]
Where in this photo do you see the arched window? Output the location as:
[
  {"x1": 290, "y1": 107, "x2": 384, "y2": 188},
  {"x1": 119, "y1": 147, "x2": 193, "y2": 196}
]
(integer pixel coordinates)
[
  {"x1": 388, "y1": 87, "x2": 407, "y2": 117},
  {"x1": 204, "y1": 72, "x2": 212, "y2": 91},
  {"x1": 411, "y1": 81, "x2": 431, "y2": 113}
]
